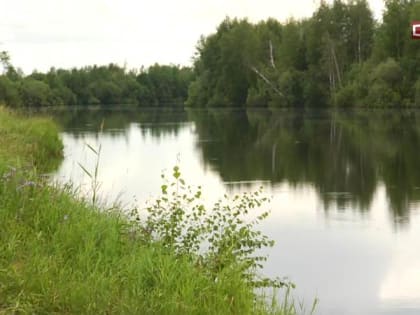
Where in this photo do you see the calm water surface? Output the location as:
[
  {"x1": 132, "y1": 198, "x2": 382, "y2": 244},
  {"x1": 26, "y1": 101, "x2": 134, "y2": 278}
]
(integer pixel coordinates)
[{"x1": 51, "y1": 108, "x2": 420, "y2": 315}]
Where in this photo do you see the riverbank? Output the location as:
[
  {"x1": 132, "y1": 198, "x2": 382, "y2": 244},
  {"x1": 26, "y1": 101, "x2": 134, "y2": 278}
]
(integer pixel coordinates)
[
  {"x1": 0, "y1": 107, "x2": 299, "y2": 314},
  {"x1": 0, "y1": 107, "x2": 63, "y2": 172}
]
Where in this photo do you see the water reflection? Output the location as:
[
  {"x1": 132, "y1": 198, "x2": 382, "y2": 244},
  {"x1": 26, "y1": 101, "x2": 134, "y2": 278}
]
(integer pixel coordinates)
[
  {"x1": 51, "y1": 108, "x2": 420, "y2": 224},
  {"x1": 50, "y1": 107, "x2": 420, "y2": 315},
  {"x1": 51, "y1": 107, "x2": 188, "y2": 139},
  {"x1": 188, "y1": 109, "x2": 420, "y2": 225}
]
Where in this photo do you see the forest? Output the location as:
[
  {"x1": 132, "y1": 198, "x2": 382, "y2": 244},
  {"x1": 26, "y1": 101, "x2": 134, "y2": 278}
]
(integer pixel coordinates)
[
  {"x1": 187, "y1": 0, "x2": 420, "y2": 108},
  {"x1": 1, "y1": 0, "x2": 420, "y2": 108},
  {"x1": 0, "y1": 59, "x2": 193, "y2": 108}
]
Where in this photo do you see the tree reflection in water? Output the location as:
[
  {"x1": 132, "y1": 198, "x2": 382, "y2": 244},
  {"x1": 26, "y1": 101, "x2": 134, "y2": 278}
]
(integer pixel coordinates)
[{"x1": 188, "y1": 108, "x2": 420, "y2": 224}]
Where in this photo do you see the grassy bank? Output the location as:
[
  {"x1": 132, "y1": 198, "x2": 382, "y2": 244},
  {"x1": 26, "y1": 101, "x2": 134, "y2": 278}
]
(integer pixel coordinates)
[
  {"x1": 0, "y1": 107, "x2": 301, "y2": 314},
  {"x1": 0, "y1": 107, "x2": 63, "y2": 172}
]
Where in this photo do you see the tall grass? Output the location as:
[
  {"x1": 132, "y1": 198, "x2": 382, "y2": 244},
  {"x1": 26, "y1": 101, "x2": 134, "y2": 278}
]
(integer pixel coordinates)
[
  {"x1": 0, "y1": 177, "x2": 260, "y2": 314},
  {"x1": 0, "y1": 107, "x2": 309, "y2": 314},
  {"x1": 0, "y1": 106, "x2": 63, "y2": 172}
]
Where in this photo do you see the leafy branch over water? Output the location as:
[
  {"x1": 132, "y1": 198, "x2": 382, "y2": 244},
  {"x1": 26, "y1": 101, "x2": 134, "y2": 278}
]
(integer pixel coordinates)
[{"x1": 130, "y1": 166, "x2": 291, "y2": 289}]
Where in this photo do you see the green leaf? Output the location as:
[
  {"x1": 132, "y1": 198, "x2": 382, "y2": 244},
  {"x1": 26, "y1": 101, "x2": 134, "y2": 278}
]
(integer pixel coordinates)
[
  {"x1": 77, "y1": 162, "x2": 92, "y2": 178},
  {"x1": 86, "y1": 143, "x2": 98, "y2": 155}
]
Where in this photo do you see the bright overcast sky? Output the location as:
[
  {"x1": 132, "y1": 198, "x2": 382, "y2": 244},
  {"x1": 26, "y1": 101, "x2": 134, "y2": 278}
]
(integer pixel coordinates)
[{"x1": 0, "y1": 0, "x2": 385, "y2": 74}]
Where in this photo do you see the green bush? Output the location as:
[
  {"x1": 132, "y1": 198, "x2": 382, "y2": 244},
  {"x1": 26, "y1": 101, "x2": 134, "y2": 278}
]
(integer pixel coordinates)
[{"x1": 136, "y1": 166, "x2": 286, "y2": 289}]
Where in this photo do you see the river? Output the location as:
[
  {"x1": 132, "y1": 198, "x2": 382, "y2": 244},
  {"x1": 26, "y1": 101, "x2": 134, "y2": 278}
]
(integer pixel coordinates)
[{"x1": 50, "y1": 107, "x2": 420, "y2": 315}]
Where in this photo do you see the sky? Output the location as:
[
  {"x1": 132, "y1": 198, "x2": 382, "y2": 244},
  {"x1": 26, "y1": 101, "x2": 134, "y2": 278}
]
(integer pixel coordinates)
[{"x1": 0, "y1": 0, "x2": 385, "y2": 74}]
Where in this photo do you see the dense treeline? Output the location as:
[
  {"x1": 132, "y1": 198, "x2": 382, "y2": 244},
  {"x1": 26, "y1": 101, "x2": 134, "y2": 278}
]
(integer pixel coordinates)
[
  {"x1": 187, "y1": 0, "x2": 420, "y2": 108},
  {"x1": 0, "y1": 56, "x2": 193, "y2": 107},
  {"x1": 1, "y1": 0, "x2": 419, "y2": 108}
]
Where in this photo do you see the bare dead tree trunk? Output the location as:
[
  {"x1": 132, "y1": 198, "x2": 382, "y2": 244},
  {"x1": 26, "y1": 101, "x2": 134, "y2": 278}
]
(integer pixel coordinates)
[
  {"x1": 249, "y1": 40, "x2": 283, "y2": 98},
  {"x1": 328, "y1": 51, "x2": 336, "y2": 93},
  {"x1": 358, "y1": 23, "x2": 362, "y2": 64},
  {"x1": 250, "y1": 66, "x2": 284, "y2": 97},
  {"x1": 271, "y1": 143, "x2": 277, "y2": 174},
  {"x1": 324, "y1": 33, "x2": 340, "y2": 93},
  {"x1": 330, "y1": 42, "x2": 342, "y2": 88},
  {"x1": 269, "y1": 40, "x2": 276, "y2": 69}
]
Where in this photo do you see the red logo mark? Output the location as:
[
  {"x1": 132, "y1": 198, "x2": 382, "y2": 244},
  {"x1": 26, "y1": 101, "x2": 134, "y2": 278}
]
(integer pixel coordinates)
[{"x1": 412, "y1": 21, "x2": 420, "y2": 39}]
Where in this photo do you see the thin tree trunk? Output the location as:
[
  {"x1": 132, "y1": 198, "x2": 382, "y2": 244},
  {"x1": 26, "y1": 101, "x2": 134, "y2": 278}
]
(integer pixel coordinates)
[
  {"x1": 329, "y1": 53, "x2": 336, "y2": 93},
  {"x1": 250, "y1": 66, "x2": 284, "y2": 97},
  {"x1": 272, "y1": 143, "x2": 277, "y2": 174},
  {"x1": 358, "y1": 23, "x2": 362, "y2": 64},
  {"x1": 330, "y1": 42, "x2": 342, "y2": 88},
  {"x1": 269, "y1": 40, "x2": 276, "y2": 69}
]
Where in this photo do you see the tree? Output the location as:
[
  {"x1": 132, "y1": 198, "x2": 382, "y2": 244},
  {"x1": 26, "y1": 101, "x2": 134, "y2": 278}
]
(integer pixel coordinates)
[
  {"x1": 187, "y1": 18, "x2": 260, "y2": 107},
  {"x1": 373, "y1": 0, "x2": 411, "y2": 61},
  {"x1": 366, "y1": 58, "x2": 403, "y2": 106},
  {"x1": 0, "y1": 51, "x2": 12, "y2": 74},
  {"x1": 19, "y1": 78, "x2": 54, "y2": 107},
  {"x1": 347, "y1": 0, "x2": 374, "y2": 64},
  {"x1": 0, "y1": 76, "x2": 21, "y2": 106}
]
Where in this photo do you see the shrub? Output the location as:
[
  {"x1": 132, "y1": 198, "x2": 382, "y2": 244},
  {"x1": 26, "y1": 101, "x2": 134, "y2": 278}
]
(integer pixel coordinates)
[{"x1": 132, "y1": 166, "x2": 289, "y2": 289}]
